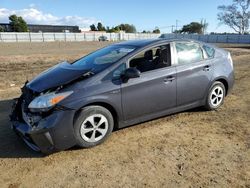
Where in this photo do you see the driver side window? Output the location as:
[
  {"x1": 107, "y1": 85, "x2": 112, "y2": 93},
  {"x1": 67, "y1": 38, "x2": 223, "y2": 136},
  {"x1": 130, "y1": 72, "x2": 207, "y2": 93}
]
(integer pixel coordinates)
[{"x1": 129, "y1": 44, "x2": 171, "y2": 73}]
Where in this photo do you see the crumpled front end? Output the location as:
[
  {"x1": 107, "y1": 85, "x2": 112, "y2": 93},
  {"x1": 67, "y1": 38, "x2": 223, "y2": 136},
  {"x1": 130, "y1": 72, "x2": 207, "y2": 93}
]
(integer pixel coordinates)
[{"x1": 10, "y1": 85, "x2": 77, "y2": 154}]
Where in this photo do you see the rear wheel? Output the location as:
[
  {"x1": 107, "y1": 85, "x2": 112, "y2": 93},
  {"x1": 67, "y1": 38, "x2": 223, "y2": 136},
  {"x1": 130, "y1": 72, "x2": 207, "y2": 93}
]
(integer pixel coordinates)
[
  {"x1": 205, "y1": 81, "x2": 226, "y2": 110},
  {"x1": 74, "y1": 106, "x2": 114, "y2": 148}
]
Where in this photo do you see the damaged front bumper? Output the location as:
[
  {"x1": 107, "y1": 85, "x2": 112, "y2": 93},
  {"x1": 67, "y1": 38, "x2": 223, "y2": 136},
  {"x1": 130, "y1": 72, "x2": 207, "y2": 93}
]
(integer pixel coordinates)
[{"x1": 10, "y1": 97, "x2": 77, "y2": 154}]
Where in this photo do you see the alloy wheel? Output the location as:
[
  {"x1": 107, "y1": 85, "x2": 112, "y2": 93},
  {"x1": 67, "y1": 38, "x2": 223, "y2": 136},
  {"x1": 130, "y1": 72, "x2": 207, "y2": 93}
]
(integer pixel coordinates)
[
  {"x1": 210, "y1": 86, "x2": 224, "y2": 107},
  {"x1": 80, "y1": 114, "x2": 109, "y2": 143}
]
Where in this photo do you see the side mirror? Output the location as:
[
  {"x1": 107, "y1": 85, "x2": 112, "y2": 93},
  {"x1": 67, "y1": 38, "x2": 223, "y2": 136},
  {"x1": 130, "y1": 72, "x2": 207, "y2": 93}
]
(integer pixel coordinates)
[{"x1": 121, "y1": 67, "x2": 140, "y2": 82}]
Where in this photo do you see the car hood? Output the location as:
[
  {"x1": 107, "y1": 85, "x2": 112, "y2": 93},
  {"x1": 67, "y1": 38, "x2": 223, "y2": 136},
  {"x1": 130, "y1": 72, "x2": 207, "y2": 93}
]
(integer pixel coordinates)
[{"x1": 27, "y1": 61, "x2": 90, "y2": 93}]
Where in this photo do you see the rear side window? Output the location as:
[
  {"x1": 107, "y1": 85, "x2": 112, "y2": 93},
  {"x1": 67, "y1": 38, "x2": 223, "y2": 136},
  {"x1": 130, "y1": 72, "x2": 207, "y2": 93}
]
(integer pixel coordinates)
[
  {"x1": 203, "y1": 45, "x2": 215, "y2": 58},
  {"x1": 175, "y1": 42, "x2": 203, "y2": 65}
]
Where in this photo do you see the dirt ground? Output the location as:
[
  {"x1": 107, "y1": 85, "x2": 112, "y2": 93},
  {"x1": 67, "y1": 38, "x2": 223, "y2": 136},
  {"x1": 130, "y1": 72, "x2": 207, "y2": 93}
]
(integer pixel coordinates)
[{"x1": 0, "y1": 42, "x2": 249, "y2": 188}]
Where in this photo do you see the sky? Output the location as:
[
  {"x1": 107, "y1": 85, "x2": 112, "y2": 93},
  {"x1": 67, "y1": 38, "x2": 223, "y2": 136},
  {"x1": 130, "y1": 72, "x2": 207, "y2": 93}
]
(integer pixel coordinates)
[{"x1": 0, "y1": 0, "x2": 234, "y2": 33}]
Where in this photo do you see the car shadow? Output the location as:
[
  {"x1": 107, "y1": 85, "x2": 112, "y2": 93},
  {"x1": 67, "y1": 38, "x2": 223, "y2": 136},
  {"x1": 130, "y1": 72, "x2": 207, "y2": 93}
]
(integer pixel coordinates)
[
  {"x1": 186, "y1": 106, "x2": 207, "y2": 113},
  {"x1": 0, "y1": 99, "x2": 43, "y2": 158}
]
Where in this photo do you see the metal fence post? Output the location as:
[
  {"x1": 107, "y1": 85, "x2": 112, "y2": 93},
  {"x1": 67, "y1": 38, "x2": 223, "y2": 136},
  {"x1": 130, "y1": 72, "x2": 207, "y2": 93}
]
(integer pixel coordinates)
[
  {"x1": 29, "y1": 32, "x2": 31, "y2": 42},
  {"x1": 15, "y1": 33, "x2": 18, "y2": 42},
  {"x1": 42, "y1": 32, "x2": 45, "y2": 42},
  {"x1": 64, "y1": 32, "x2": 66, "y2": 42},
  {"x1": 74, "y1": 33, "x2": 76, "y2": 41},
  {"x1": 0, "y1": 32, "x2": 2, "y2": 42}
]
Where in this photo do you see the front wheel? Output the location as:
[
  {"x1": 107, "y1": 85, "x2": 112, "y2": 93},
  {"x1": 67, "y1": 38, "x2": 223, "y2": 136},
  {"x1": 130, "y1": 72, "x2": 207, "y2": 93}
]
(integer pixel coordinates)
[
  {"x1": 74, "y1": 106, "x2": 114, "y2": 148},
  {"x1": 205, "y1": 81, "x2": 226, "y2": 110}
]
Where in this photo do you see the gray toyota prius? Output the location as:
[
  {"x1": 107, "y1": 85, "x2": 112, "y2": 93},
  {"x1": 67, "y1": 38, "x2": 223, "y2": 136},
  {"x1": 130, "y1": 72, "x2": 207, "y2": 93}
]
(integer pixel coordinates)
[{"x1": 10, "y1": 39, "x2": 234, "y2": 154}]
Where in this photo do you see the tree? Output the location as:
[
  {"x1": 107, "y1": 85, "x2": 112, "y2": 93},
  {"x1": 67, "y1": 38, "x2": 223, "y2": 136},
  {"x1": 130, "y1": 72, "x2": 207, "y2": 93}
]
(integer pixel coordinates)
[
  {"x1": 217, "y1": 0, "x2": 250, "y2": 34},
  {"x1": 173, "y1": 29, "x2": 181, "y2": 34},
  {"x1": 9, "y1": 15, "x2": 28, "y2": 32},
  {"x1": 117, "y1": 24, "x2": 136, "y2": 33},
  {"x1": 95, "y1": 23, "x2": 137, "y2": 33},
  {"x1": 97, "y1": 22, "x2": 106, "y2": 31},
  {"x1": 90, "y1": 24, "x2": 97, "y2": 31},
  {"x1": 18, "y1": 17, "x2": 28, "y2": 32},
  {"x1": 153, "y1": 27, "x2": 160, "y2": 33},
  {"x1": 106, "y1": 26, "x2": 120, "y2": 33},
  {"x1": 180, "y1": 22, "x2": 204, "y2": 34}
]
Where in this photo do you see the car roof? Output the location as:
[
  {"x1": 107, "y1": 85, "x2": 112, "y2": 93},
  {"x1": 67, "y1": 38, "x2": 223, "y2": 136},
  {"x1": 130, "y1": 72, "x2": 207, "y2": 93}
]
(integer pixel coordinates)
[{"x1": 113, "y1": 38, "x2": 203, "y2": 47}]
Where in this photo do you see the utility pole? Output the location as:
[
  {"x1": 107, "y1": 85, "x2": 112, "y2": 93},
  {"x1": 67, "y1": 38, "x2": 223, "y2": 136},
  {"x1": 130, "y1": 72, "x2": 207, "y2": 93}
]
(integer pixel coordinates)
[
  {"x1": 171, "y1": 25, "x2": 174, "y2": 33},
  {"x1": 175, "y1": 20, "x2": 179, "y2": 31},
  {"x1": 201, "y1": 18, "x2": 207, "y2": 35}
]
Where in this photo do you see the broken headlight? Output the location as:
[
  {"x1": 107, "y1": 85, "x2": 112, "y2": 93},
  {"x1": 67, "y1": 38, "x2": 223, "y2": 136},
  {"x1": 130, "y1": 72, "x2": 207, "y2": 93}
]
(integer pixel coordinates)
[{"x1": 28, "y1": 91, "x2": 73, "y2": 112}]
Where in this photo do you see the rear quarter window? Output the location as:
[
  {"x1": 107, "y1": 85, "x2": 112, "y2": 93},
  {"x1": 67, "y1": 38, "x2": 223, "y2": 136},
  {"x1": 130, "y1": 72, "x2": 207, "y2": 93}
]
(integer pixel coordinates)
[{"x1": 203, "y1": 45, "x2": 215, "y2": 58}]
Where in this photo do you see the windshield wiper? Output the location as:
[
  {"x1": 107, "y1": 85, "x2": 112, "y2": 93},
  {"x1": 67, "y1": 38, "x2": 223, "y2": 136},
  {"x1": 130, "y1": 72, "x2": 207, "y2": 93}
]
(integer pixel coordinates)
[{"x1": 82, "y1": 70, "x2": 95, "y2": 77}]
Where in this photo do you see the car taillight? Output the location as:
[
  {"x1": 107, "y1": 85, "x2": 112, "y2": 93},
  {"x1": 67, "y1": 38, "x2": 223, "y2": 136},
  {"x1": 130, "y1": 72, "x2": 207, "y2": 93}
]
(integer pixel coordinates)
[{"x1": 228, "y1": 53, "x2": 233, "y2": 68}]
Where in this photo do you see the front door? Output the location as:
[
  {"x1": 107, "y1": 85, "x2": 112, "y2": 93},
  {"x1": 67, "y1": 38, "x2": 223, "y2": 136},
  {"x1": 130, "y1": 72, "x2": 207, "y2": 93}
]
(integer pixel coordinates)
[{"x1": 121, "y1": 44, "x2": 177, "y2": 121}]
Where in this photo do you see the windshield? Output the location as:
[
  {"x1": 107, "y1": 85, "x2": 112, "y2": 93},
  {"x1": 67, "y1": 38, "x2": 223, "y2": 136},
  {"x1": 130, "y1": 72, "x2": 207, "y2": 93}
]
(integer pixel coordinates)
[{"x1": 72, "y1": 45, "x2": 136, "y2": 73}]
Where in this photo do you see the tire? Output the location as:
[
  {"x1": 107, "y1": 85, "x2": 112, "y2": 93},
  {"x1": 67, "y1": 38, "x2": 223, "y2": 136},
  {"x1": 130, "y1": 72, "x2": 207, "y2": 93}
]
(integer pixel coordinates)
[
  {"x1": 74, "y1": 105, "x2": 114, "y2": 148},
  {"x1": 205, "y1": 81, "x2": 226, "y2": 110}
]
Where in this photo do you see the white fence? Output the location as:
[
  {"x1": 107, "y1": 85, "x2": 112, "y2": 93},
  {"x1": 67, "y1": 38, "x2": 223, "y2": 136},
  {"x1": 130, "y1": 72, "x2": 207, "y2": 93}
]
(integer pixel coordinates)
[
  {"x1": 0, "y1": 32, "x2": 249, "y2": 43},
  {"x1": 160, "y1": 34, "x2": 250, "y2": 44},
  {"x1": 0, "y1": 32, "x2": 160, "y2": 42}
]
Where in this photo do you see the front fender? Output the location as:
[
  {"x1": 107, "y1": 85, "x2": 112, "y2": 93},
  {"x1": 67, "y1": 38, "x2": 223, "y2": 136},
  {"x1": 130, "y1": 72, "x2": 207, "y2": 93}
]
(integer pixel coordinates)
[{"x1": 62, "y1": 92, "x2": 123, "y2": 124}]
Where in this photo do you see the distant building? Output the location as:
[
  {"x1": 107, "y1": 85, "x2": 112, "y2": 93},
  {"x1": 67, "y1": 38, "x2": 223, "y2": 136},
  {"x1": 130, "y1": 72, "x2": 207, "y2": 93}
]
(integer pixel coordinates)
[
  {"x1": 0, "y1": 23, "x2": 11, "y2": 32},
  {"x1": 80, "y1": 27, "x2": 91, "y2": 32},
  {"x1": 0, "y1": 23, "x2": 80, "y2": 33}
]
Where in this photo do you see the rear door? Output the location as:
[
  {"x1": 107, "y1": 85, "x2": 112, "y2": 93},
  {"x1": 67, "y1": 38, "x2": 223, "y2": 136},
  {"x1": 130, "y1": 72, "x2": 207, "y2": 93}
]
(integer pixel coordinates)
[{"x1": 174, "y1": 42, "x2": 214, "y2": 106}]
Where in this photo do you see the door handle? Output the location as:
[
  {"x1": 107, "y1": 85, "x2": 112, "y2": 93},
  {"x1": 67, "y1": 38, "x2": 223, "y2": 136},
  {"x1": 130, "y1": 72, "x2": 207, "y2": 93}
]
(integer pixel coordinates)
[
  {"x1": 164, "y1": 76, "x2": 175, "y2": 82},
  {"x1": 203, "y1": 65, "x2": 210, "y2": 71}
]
